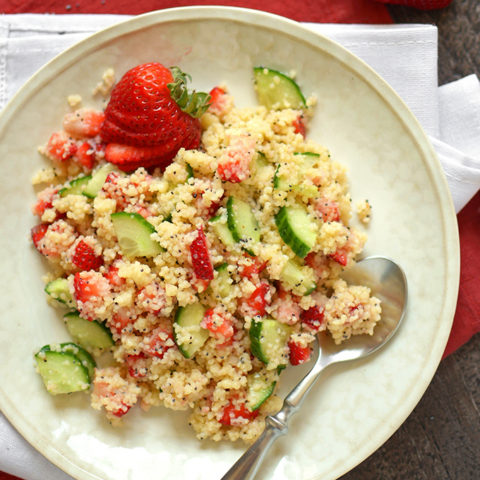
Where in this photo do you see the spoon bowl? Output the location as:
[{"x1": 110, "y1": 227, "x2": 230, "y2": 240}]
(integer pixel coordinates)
[
  {"x1": 221, "y1": 256, "x2": 408, "y2": 480},
  {"x1": 318, "y1": 255, "x2": 408, "y2": 366}
]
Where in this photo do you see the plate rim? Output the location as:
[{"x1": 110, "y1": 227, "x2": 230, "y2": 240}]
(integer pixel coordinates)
[{"x1": 0, "y1": 6, "x2": 460, "y2": 480}]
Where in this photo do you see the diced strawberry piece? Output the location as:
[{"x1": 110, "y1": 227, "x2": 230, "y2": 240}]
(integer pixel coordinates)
[
  {"x1": 126, "y1": 353, "x2": 148, "y2": 378},
  {"x1": 208, "y1": 86, "x2": 230, "y2": 116},
  {"x1": 73, "y1": 271, "x2": 108, "y2": 304},
  {"x1": 246, "y1": 283, "x2": 270, "y2": 316},
  {"x1": 301, "y1": 305, "x2": 325, "y2": 332},
  {"x1": 104, "y1": 264, "x2": 125, "y2": 287},
  {"x1": 217, "y1": 135, "x2": 255, "y2": 183},
  {"x1": 108, "y1": 310, "x2": 136, "y2": 335},
  {"x1": 136, "y1": 283, "x2": 166, "y2": 314},
  {"x1": 143, "y1": 328, "x2": 174, "y2": 359},
  {"x1": 219, "y1": 401, "x2": 258, "y2": 426},
  {"x1": 293, "y1": 114, "x2": 306, "y2": 137},
  {"x1": 72, "y1": 239, "x2": 103, "y2": 271},
  {"x1": 75, "y1": 142, "x2": 96, "y2": 170},
  {"x1": 329, "y1": 248, "x2": 348, "y2": 266},
  {"x1": 240, "y1": 254, "x2": 268, "y2": 279},
  {"x1": 63, "y1": 108, "x2": 105, "y2": 138},
  {"x1": 111, "y1": 402, "x2": 131, "y2": 418},
  {"x1": 190, "y1": 227, "x2": 214, "y2": 281},
  {"x1": 46, "y1": 131, "x2": 77, "y2": 162},
  {"x1": 201, "y1": 308, "x2": 234, "y2": 340},
  {"x1": 288, "y1": 339, "x2": 312, "y2": 366},
  {"x1": 33, "y1": 187, "x2": 58, "y2": 217},
  {"x1": 314, "y1": 198, "x2": 340, "y2": 223},
  {"x1": 31, "y1": 223, "x2": 49, "y2": 251}
]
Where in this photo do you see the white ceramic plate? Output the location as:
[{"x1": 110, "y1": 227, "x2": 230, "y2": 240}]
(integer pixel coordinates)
[{"x1": 0, "y1": 7, "x2": 459, "y2": 480}]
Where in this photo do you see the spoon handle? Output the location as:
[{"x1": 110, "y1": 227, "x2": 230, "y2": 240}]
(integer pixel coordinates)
[{"x1": 221, "y1": 360, "x2": 328, "y2": 480}]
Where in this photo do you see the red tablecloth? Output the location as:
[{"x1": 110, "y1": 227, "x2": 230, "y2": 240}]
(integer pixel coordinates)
[{"x1": 0, "y1": 1, "x2": 478, "y2": 480}]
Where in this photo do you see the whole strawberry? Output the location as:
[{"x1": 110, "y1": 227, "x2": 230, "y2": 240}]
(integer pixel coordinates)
[
  {"x1": 375, "y1": 0, "x2": 452, "y2": 9},
  {"x1": 101, "y1": 63, "x2": 210, "y2": 172}
]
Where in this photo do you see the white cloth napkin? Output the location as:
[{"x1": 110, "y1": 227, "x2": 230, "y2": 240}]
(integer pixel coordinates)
[{"x1": 0, "y1": 13, "x2": 479, "y2": 480}]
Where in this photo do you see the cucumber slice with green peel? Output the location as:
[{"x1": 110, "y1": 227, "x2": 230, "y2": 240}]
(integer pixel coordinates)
[
  {"x1": 64, "y1": 312, "x2": 114, "y2": 350},
  {"x1": 275, "y1": 205, "x2": 318, "y2": 258},
  {"x1": 44, "y1": 278, "x2": 74, "y2": 306},
  {"x1": 273, "y1": 165, "x2": 291, "y2": 190},
  {"x1": 34, "y1": 349, "x2": 90, "y2": 394},
  {"x1": 249, "y1": 319, "x2": 291, "y2": 365},
  {"x1": 82, "y1": 163, "x2": 117, "y2": 199},
  {"x1": 247, "y1": 372, "x2": 277, "y2": 411},
  {"x1": 111, "y1": 212, "x2": 163, "y2": 258},
  {"x1": 209, "y1": 214, "x2": 235, "y2": 247},
  {"x1": 186, "y1": 163, "x2": 194, "y2": 180},
  {"x1": 226, "y1": 197, "x2": 261, "y2": 245},
  {"x1": 39, "y1": 342, "x2": 96, "y2": 380},
  {"x1": 59, "y1": 175, "x2": 92, "y2": 197},
  {"x1": 280, "y1": 259, "x2": 316, "y2": 296},
  {"x1": 253, "y1": 67, "x2": 306, "y2": 110},
  {"x1": 174, "y1": 303, "x2": 209, "y2": 359}
]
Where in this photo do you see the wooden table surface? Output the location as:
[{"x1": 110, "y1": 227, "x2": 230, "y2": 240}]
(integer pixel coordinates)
[{"x1": 342, "y1": 2, "x2": 480, "y2": 479}]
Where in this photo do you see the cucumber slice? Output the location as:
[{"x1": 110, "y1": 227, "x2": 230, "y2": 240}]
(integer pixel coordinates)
[
  {"x1": 35, "y1": 348, "x2": 90, "y2": 395},
  {"x1": 273, "y1": 165, "x2": 291, "y2": 190},
  {"x1": 82, "y1": 163, "x2": 117, "y2": 198},
  {"x1": 186, "y1": 163, "x2": 194, "y2": 180},
  {"x1": 226, "y1": 197, "x2": 260, "y2": 246},
  {"x1": 253, "y1": 67, "x2": 306, "y2": 110},
  {"x1": 174, "y1": 303, "x2": 209, "y2": 359},
  {"x1": 44, "y1": 278, "x2": 74, "y2": 306},
  {"x1": 59, "y1": 175, "x2": 92, "y2": 197},
  {"x1": 209, "y1": 214, "x2": 235, "y2": 247},
  {"x1": 255, "y1": 152, "x2": 269, "y2": 170},
  {"x1": 247, "y1": 372, "x2": 276, "y2": 411},
  {"x1": 212, "y1": 263, "x2": 233, "y2": 298},
  {"x1": 39, "y1": 342, "x2": 96, "y2": 380},
  {"x1": 64, "y1": 312, "x2": 114, "y2": 350},
  {"x1": 280, "y1": 259, "x2": 316, "y2": 296},
  {"x1": 275, "y1": 205, "x2": 317, "y2": 258},
  {"x1": 111, "y1": 212, "x2": 163, "y2": 258},
  {"x1": 249, "y1": 318, "x2": 291, "y2": 365}
]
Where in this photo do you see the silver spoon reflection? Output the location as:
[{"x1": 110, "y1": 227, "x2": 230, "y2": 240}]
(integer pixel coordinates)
[{"x1": 221, "y1": 256, "x2": 408, "y2": 480}]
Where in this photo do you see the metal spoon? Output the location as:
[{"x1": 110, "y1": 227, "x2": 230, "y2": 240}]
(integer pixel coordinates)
[{"x1": 221, "y1": 255, "x2": 408, "y2": 480}]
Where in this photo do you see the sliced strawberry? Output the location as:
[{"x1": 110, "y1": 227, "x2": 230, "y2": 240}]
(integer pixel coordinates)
[
  {"x1": 105, "y1": 143, "x2": 176, "y2": 172},
  {"x1": 301, "y1": 305, "x2": 325, "y2": 332},
  {"x1": 31, "y1": 223, "x2": 49, "y2": 251},
  {"x1": 293, "y1": 114, "x2": 306, "y2": 137},
  {"x1": 75, "y1": 142, "x2": 96, "y2": 170},
  {"x1": 33, "y1": 187, "x2": 58, "y2": 218},
  {"x1": 219, "y1": 401, "x2": 258, "y2": 426},
  {"x1": 108, "y1": 310, "x2": 136, "y2": 335},
  {"x1": 190, "y1": 227, "x2": 214, "y2": 281},
  {"x1": 46, "y1": 131, "x2": 77, "y2": 162},
  {"x1": 100, "y1": 63, "x2": 206, "y2": 171},
  {"x1": 201, "y1": 308, "x2": 234, "y2": 340},
  {"x1": 288, "y1": 339, "x2": 311, "y2": 366},
  {"x1": 246, "y1": 282, "x2": 270, "y2": 316}
]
